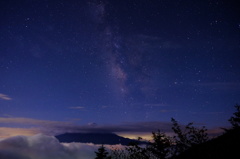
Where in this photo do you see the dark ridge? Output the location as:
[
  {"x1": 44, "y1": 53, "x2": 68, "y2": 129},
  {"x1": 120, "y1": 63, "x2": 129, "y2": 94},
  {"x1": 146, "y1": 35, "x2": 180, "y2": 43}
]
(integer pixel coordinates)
[
  {"x1": 175, "y1": 127, "x2": 240, "y2": 159},
  {"x1": 55, "y1": 133, "x2": 147, "y2": 145}
]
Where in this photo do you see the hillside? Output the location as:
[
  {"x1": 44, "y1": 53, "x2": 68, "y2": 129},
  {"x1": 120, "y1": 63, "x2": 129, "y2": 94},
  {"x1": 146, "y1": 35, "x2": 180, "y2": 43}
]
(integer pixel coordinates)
[
  {"x1": 176, "y1": 127, "x2": 240, "y2": 159},
  {"x1": 55, "y1": 133, "x2": 147, "y2": 145}
]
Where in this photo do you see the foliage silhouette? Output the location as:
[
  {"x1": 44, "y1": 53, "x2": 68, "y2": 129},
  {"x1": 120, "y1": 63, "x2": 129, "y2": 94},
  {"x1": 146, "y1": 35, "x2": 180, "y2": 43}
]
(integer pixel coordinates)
[
  {"x1": 110, "y1": 147, "x2": 128, "y2": 159},
  {"x1": 95, "y1": 145, "x2": 111, "y2": 159},
  {"x1": 228, "y1": 104, "x2": 240, "y2": 129},
  {"x1": 126, "y1": 141, "x2": 149, "y2": 159},
  {"x1": 95, "y1": 105, "x2": 239, "y2": 159},
  {"x1": 104, "y1": 118, "x2": 208, "y2": 159},
  {"x1": 171, "y1": 118, "x2": 208, "y2": 155},
  {"x1": 175, "y1": 127, "x2": 240, "y2": 159},
  {"x1": 147, "y1": 130, "x2": 172, "y2": 159}
]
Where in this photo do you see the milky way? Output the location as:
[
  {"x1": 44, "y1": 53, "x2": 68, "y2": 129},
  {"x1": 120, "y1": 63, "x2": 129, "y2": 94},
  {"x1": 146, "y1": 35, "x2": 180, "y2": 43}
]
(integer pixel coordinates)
[{"x1": 0, "y1": 0, "x2": 240, "y2": 139}]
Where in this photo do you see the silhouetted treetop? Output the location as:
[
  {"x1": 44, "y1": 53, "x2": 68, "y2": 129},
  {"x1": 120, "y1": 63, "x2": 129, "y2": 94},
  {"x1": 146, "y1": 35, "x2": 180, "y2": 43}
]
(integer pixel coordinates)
[
  {"x1": 171, "y1": 118, "x2": 208, "y2": 155},
  {"x1": 229, "y1": 104, "x2": 240, "y2": 129},
  {"x1": 95, "y1": 145, "x2": 111, "y2": 159}
]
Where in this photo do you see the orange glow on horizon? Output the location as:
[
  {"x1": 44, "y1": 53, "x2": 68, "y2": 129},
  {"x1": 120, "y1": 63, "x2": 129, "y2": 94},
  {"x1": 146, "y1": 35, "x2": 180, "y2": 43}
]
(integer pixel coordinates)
[{"x1": 0, "y1": 127, "x2": 40, "y2": 139}]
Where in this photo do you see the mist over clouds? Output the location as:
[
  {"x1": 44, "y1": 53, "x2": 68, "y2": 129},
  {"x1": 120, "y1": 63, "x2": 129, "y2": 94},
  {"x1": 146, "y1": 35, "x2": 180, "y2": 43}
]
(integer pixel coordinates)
[{"x1": 0, "y1": 134, "x2": 100, "y2": 159}]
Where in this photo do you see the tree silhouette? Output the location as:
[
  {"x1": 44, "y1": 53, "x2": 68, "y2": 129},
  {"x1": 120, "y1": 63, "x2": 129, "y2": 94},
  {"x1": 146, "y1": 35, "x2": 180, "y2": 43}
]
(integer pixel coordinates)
[
  {"x1": 147, "y1": 130, "x2": 172, "y2": 159},
  {"x1": 171, "y1": 118, "x2": 208, "y2": 155},
  {"x1": 228, "y1": 104, "x2": 240, "y2": 129},
  {"x1": 94, "y1": 105, "x2": 240, "y2": 158},
  {"x1": 100, "y1": 118, "x2": 209, "y2": 159},
  {"x1": 110, "y1": 148, "x2": 128, "y2": 159},
  {"x1": 125, "y1": 137, "x2": 150, "y2": 159},
  {"x1": 95, "y1": 145, "x2": 111, "y2": 159}
]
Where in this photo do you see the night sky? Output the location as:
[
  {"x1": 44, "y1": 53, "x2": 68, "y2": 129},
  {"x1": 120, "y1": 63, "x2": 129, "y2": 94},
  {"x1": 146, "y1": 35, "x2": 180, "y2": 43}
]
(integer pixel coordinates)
[{"x1": 0, "y1": 0, "x2": 240, "y2": 138}]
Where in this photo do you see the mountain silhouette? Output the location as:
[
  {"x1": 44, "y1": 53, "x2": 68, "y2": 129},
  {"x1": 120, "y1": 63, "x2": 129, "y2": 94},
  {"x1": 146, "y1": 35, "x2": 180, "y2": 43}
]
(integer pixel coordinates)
[
  {"x1": 175, "y1": 127, "x2": 240, "y2": 159},
  {"x1": 55, "y1": 133, "x2": 147, "y2": 145}
]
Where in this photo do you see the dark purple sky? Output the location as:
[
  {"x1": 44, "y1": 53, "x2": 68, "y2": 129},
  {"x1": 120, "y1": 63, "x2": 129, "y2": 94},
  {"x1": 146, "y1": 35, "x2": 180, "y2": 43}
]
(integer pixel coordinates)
[{"x1": 0, "y1": 0, "x2": 240, "y2": 137}]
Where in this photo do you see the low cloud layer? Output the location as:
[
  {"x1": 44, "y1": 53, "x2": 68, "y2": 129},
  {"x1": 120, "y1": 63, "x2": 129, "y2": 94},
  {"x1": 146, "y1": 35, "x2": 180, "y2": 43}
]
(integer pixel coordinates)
[
  {"x1": 0, "y1": 117, "x2": 223, "y2": 140},
  {"x1": 0, "y1": 134, "x2": 99, "y2": 159},
  {"x1": 0, "y1": 117, "x2": 173, "y2": 138}
]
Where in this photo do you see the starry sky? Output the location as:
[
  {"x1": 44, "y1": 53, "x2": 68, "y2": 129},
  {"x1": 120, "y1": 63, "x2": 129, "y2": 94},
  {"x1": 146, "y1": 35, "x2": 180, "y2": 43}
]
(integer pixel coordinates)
[{"x1": 0, "y1": 0, "x2": 240, "y2": 138}]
